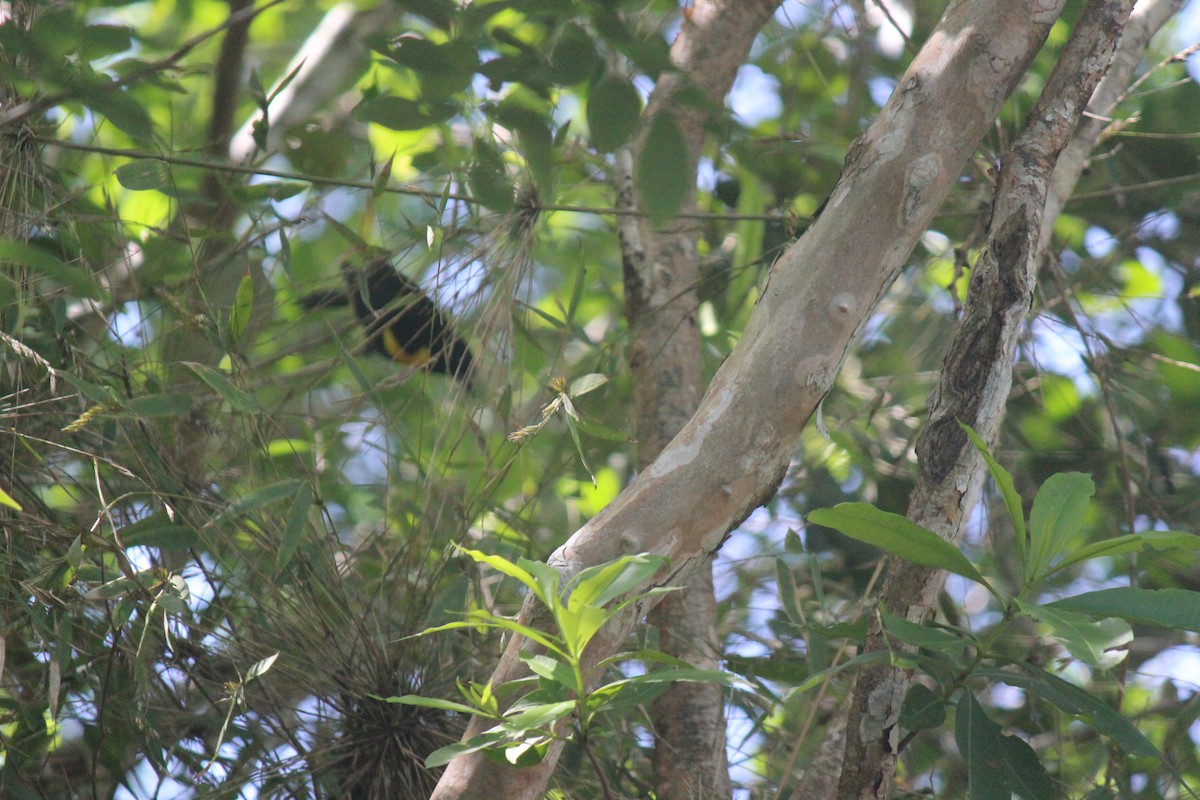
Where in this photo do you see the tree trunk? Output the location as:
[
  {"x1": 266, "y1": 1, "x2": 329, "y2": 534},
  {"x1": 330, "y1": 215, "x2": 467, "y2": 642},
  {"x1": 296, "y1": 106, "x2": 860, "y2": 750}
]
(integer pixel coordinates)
[
  {"x1": 431, "y1": 3, "x2": 1071, "y2": 797},
  {"x1": 615, "y1": 3, "x2": 782, "y2": 798},
  {"x1": 835, "y1": 2, "x2": 1137, "y2": 797}
]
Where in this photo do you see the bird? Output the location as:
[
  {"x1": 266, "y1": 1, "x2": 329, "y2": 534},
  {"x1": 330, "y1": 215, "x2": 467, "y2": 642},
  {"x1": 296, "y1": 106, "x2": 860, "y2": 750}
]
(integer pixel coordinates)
[{"x1": 304, "y1": 257, "x2": 475, "y2": 387}]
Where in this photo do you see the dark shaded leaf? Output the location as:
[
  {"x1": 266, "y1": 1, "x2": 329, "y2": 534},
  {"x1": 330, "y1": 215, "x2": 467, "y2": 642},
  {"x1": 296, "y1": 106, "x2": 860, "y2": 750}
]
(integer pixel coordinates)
[
  {"x1": 588, "y1": 77, "x2": 641, "y2": 152},
  {"x1": 637, "y1": 113, "x2": 691, "y2": 225}
]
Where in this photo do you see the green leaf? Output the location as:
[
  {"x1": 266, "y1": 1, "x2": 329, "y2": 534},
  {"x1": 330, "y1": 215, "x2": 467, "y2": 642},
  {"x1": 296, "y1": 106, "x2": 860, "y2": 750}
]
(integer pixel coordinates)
[
  {"x1": 468, "y1": 137, "x2": 514, "y2": 211},
  {"x1": 786, "y1": 649, "x2": 892, "y2": 696},
  {"x1": 0, "y1": 240, "x2": 104, "y2": 300},
  {"x1": 520, "y1": 652, "x2": 580, "y2": 693},
  {"x1": 776, "y1": 558, "x2": 803, "y2": 625},
  {"x1": 277, "y1": 481, "x2": 312, "y2": 571},
  {"x1": 503, "y1": 699, "x2": 575, "y2": 730},
  {"x1": 1028, "y1": 472, "x2": 1094, "y2": 579},
  {"x1": 0, "y1": 483, "x2": 23, "y2": 512},
  {"x1": 807, "y1": 504, "x2": 988, "y2": 586},
  {"x1": 456, "y1": 546, "x2": 545, "y2": 603},
  {"x1": 182, "y1": 362, "x2": 260, "y2": 413},
  {"x1": 998, "y1": 733, "x2": 1055, "y2": 800},
  {"x1": 1018, "y1": 598, "x2": 1131, "y2": 670},
  {"x1": 425, "y1": 731, "x2": 509, "y2": 767},
  {"x1": 88, "y1": 86, "x2": 154, "y2": 143},
  {"x1": 959, "y1": 422, "x2": 1027, "y2": 572},
  {"x1": 900, "y1": 683, "x2": 945, "y2": 730},
  {"x1": 1049, "y1": 531, "x2": 1200, "y2": 575},
  {"x1": 227, "y1": 272, "x2": 254, "y2": 345},
  {"x1": 117, "y1": 513, "x2": 197, "y2": 550},
  {"x1": 115, "y1": 159, "x2": 171, "y2": 191},
  {"x1": 211, "y1": 480, "x2": 303, "y2": 525},
  {"x1": 122, "y1": 392, "x2": 193, "y2": 418},
  {"x1": 82, "y1": 24, "x2": 132, "y2": 61},
  {"x1": 568, "y1": 373, "x2": 608, "y2": 397},
  {"x1": 420, "y1": 612, "x2": 565, "y2": 657},
  {"x1": 882, "y1": 613, "x2": 968, "y2": 652},
  {"x1": 555, "y1": 603, "x2": 609, "y2": 656},
  {"x1": 955, "y1": 692, "x2": 1010, "y2": 800},
  {"x1": 587, "y1": 77, "x2": 641, "y2": 152},
  {"x1": 569, "y1": 553, "x2": 665, "y2": 610},
  {"x1": 244, "y1": 653, "x2": 278, "y2": 682},
  {"x1": 549, "y1": 24, "x2": 600, "y2": 85},
  {"x1": 356, "y1": 95, "x2": 450, "y2": 131},
  {"x1": 637, "y1": 113, "x2": 691, "y2": 226},
  {"x1": 379, "y1": 693, "x2": 482, "y2": 717},
  {"x1": 978, "y1": 667, "x2": 1158, "y2": 758},
  {"x1": 1047, "y1": 587, "x2": 1200, "y2": 633}
]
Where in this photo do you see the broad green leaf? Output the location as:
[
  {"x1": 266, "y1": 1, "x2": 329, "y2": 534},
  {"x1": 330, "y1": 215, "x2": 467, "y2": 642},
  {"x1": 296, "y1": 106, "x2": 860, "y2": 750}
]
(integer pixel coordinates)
[
  {"x1": 1018, "y1": 598, "x2": 1130, "y2": 670},
  {"x1": 960, "y1": 422, "x2": 1027, "y2": 571},
  {"x1": 1048, "y1": 587, "x2": 1200, "y2": 632},
  {"x1": 725, "y1": 653, "x2": 809, "y2": 684},
  {"x1": 807, "y1": 504, "x2": 988, "y2": 586},
  {"x1": 211, "y1": 480, "x2": 303, "y2": 526},
  {"x1": 776, "y1": 558, "x2": 803, "y2": 625},
  {"x1": 604, "y1": 666, "x2": 744, "y2": 690},
  {"x1": 556, "y1": 603, "x2": 609, "y2": 656},
  {"x1": 419, "y1": 612, "x2": 565, "y2": 657},
  {"x1": 227, "y1": 272, "x2": 254, "y2": 345},
  {"x1": 562, "y1": 412, "x2": 594, "y2": 486},
  {"x1": 786, "y1": 649, "x2": 892, "y2": 696},
  {"x1": 520, "y1": 652, "x2": 580, "y2": 693},
  {"x1": 456, "y1": 547, "x2": 544, "y2": 603},
  {"x1": 568, "y1": 373, "x2": 608, "y2": 397},
  {"x1": 425, "y1": 731, "x2": 510, "y2": 767},
  {"x1": 882, "y1": 613, "x2": 968, "y2": 652},
  {"x1": 569, "y1": 553, "x2": 665, "y2": 610},
  {"x1": 244, "y1": 653, "x2": 278, "y2": 682},
  {"x1": 83, "y1": 569, "x2": 155, "y2": 600},
  {"x1": 123, "y1": 392, "x2": 193, "y2": 418},
  {"x1": 637, "y1": 113, "x2": 690, "y2": 226},
  {"x1": 356, "y1": 96, "x2": 441, "y2": 131},
  {"x1": 81, "y1": 24, "x2": 132, "y2": 60},
  {"x1": 88, "y1": 87, "x2": 154, "y2": 143},
  {"x1": 587, "y1": 77, "x2": 641, "y2": 152},
  {"x1": 277, "y1": 481, "x2": 312, "y2": 570},
  {"x1": 955, "y1": 692, "x2": 1009, "y2": 800},
  {"x1": 1028, "y1": 472, "x2": 1094, "y2": 579},
  {"x1": 183, "y1": 362, "x2": 260, "y2": 413},
  {"x1": 1049, "y1": 531, "x2": 1200, "y2": 575},
  {"x1": 900, "y1": 684, "x2": 945, "y2": 730},
  {"x1": 575, "y1": 418, "x2": 632, "y2": 442},
  {"x1": 516, "y1": 557, "x2": 564, "y2": 606},
  {"x1": 978, "y1": 667, "x2": 1157, "y2": 758},
  {"x1": 117, "y1": 513, "x2": 197, "y2": 549},
  {"x1": 376, "y1": 693, "x2": 481, "y2": 717},
  {"x1": 503, "y1": 700, "x2": 575, "y2": 730},
  {"x1": 549, "y1": 24, "x2": 600, "y2": 85},
  {"x1": 115, "y1": 159, "x2": 171, "y2": 191},
  {"x1": 999, "y1": 734, "x2": 1055, "y2": 800},
  {"x1": 467, "y1": 138, "x2": 514, "y2": 212},
  {"x1": 0, "y1": 240, "x2": 104, "y2": 299}
]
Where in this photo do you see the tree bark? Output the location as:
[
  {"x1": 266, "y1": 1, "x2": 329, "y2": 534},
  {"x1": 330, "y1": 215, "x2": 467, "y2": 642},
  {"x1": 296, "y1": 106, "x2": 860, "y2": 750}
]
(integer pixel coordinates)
[
  {"x1": 431, "y1": 3, "x2": 1070, "y2": 797},
  {"x1": 613, "y1": 3, "x2": 782, "y2": 798},
  {"x1": 835, "y1": 2, "x2": 1136, "y2": 798}
]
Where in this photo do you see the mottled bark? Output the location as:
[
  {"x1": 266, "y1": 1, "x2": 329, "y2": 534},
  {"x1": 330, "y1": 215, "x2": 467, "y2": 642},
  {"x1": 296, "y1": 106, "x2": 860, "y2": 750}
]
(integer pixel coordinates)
[
  {"x1": 835, "y1": 2, "x2": 1136, "y2": 798},
  {"x1": 616, "y1": 3, "x2": 784, "y2": 799},
  {"x1": 432, "y1": 2, "x2": 1076, "y2": 798}
]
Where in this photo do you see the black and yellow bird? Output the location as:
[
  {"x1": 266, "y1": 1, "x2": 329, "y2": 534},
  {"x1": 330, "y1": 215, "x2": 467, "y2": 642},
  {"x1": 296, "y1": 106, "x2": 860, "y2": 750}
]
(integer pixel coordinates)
[{"x1": 306, "y1": 258, "x2": 474, "y2": 386}]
